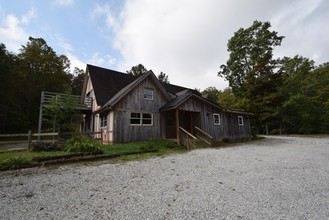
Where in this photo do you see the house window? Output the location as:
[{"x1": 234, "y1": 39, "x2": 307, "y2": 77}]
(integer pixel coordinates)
[
  {"x1": 144, "y1": 88, "x2": 153, "y2": 100},
  {"x1": 130, "y1": 113, "x2": 141, "y2": 125},
  {"x1": 213, "y1": 113, "x2": 220, "y2": 125},
  {"x1": 142, "y1": 113, "x2": 153, "y2": 125},
  {"x1": 100, "y1": 115, "x2": 107, "y2": 129},
  {"x1": 238, "y1": 116, "x2": 244, "y2": 126},
  {"x1": 130, "y1": 112, "x2": 153, "y2": 126}
]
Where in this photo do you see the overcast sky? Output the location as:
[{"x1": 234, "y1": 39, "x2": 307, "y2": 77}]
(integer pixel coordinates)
[{"x1": 1, "y1": 0, "x2": 328, "y2": 90}]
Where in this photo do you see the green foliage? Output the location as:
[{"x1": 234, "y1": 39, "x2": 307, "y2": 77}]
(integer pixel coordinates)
[
  {"x1": 219, "y1": 21, "x2": 329, "y2": 134},
  {"x1": 202, "y1": 87, "x2": 221, "y2": 104},
  {"x1": 44, "y1": 93, "x2": 82, "y2": 132},
  {"x1": 157, "y1": 71, "x2": 170, "y2": 83},
  {"x1": 126, "y1": 64, "x2": 148, "y2": 76},
  {"x1": 65, "y1": 136, "x2": 103, "y2": 154},
  {"x1": 0, "y1": 155, "x2": 30, "y2": 170}
]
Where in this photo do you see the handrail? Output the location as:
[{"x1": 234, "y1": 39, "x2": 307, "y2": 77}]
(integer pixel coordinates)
[
  {"x1": 194, "y1": 126, "x2": 213, "y2": 145},
  {"x1": 179, "y1": 127, "x2": 197, "y2": 149}
]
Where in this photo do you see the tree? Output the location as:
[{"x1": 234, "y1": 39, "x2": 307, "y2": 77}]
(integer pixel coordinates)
[
  {"x1": 71, "y1": 67, "x2": 85, "y2": 95},
  {"x1": 157, "y1": 71, "x2": 170, "y2": 83},
  {"x1": 202, "y1": 87, "x2": 220, "y2": 104},
  {"x1": 218, "y1": 21, "x2": 285, "y2": 134},
  {"x1": 218, "y1": 21, "x2": 284, "y2": 98},
  {"x1": 16, "y1": 37, "x2": 72, "y2": 131},
  {"x1": 126, "y1": 64, "x2": 148, "y2": 76},
  {"x1": 0, "y1": 44, "x2": 23, "y2": 133}
]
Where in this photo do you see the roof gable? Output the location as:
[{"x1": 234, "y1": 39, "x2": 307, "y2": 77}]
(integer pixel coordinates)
[
  {"x1": 86, "y1": 64, "x2": 137, "y2": 106},
  {"x1": 99, "y1": 70, "x2": 171, "y2": 112}
]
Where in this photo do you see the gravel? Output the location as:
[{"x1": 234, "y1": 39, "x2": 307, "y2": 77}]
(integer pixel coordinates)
[{"x1": 1, "y1": 136, "x2": 329, "y2": 219}]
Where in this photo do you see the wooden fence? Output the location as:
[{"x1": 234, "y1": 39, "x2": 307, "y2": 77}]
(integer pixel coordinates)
[{"x1": 0, "y1": 130, "x2": 113, "y2": 150}]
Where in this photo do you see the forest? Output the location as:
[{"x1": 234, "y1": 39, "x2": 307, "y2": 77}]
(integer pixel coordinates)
[{"x1": 0, "y1": 21, "x2": 328, "y2": 134}]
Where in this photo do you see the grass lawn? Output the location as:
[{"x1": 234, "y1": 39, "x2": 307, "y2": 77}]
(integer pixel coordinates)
[{"x1": 0, "y1": 140, "x2": 186, "y2": 170}]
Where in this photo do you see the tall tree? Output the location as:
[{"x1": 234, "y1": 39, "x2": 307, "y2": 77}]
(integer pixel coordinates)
[
  {"x1": 17, "y1": 37, "x2": 72, "y2": 131},
  {"x1": 0, "y1": 44, "x2": 23, "y2": 133},
  {"x1": 218, "y1": 21, "x2": 285, "y2": 133},
  {"x1": 126, "y1": 64, "x2": 148, "y2": 76},
  {"x1": 157, "y1": 71, "x2": 170, "y2": 83},
  {"x1": 71, "y1": 67, "x2": 85, "y2": 95}
]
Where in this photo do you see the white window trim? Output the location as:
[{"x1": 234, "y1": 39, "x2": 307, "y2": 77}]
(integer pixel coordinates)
[
  {"x1": 238, "y1": 116, "x2": 244, "y2": 126},
  {"x1": 130, "y1": 112, "x2": 153, "y2": 126},
  {"x1": 213, "y1": 113, "x2": 220, "y2": 125},
  {"x1": 130, "y1": 113, "x2": 142, "y2": 126},
  {"x1": 100, "y1": 115, "x2": 107, "y2": 129},
  {"x1": 142, "y1": 113, "x2": 153, "y2": 126},
  {"x1": 144, "y1": 88, "x2": 154, "y2": 100}
]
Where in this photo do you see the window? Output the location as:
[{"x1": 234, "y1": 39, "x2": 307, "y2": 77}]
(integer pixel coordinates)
[
  {"x1": 130, "y1": 113, "x2": 141, "y2": 125},
  {"x1": 100, "y1": 115, "x2": 107, "y2": 129},
  {"x1": 238, "y1": 116, "x2": 244, "y2": 126},
  {"x1": 142, "y1": 113, "x2": 153, "y2": 125},
  {"x1": 130, "y1": 112, "x2": 153, "y2": 126},
  {"x1": 213, "y1": 113, "x2": 220, "y2": 125},
  {"x1": 144, "y1": 88, "x2": 153, "y2": 100}
]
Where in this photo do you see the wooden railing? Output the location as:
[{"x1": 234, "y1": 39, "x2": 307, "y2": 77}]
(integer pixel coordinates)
[
  {"x1": 179, "y1": 127, "x2": 197, "y2": 150},
  {"x1": 0, "y1": 130, "x2": 113, "y2": 150},
  {"x1": 42, "y1": 91, "x2": 92, "y2": 109},
  {"x1": 194, "y1": 126, "x2": 213, "y2": 145}
]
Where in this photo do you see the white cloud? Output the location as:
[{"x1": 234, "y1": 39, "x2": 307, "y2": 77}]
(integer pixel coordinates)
[
  {"x1": 53, "y1": 0, "x2": 74, "y2": 6},
  {"x1": 0, "y1": 9, "x2": 35, "y2": 52},
  {"x1": 88, "y1": 52, "x2": 117, "y2": 67},
  {"x1": 104, "y1": 0, "x2": 329, "y2": 90}
]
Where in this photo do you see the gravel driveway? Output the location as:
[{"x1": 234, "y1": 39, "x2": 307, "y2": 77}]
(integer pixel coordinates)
[{"x1": 1, "y1": 136, "x2": 329, "y2": 219}]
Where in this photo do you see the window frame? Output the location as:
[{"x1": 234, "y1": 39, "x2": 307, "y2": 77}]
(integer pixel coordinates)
[
  {"x1": 130, "y1": 112, "x2": 142, "y2": 125},
  {"x1": 213, "y1": 113, "x2": 221, "y2": 125},
  {"x1": 100, "y1": 115, "x2": 108, "y2": 129},
  {"x1": 130, "y1": 112, "x2": 153, "y2": 126},
  {"x1": 144, "y1": 88, "x2": 154, "y2": 100},
  {"x1": 238, "y1": 116, "x2": 244, "y2": 126}
]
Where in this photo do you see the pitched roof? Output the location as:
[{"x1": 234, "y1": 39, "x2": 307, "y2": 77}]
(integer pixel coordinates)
[
  {"x1": 87, "y1": 64, "x2": 137, "y2": 106},
  {"x1": 86, "y1": 64, "x2": 198, "y2": 107},
  {"x1": 98, "y1": 70, "x2": 171, "y2": 112},
  {"x1": 160, "y1": 90, "x2": 224, "y2": 112}
]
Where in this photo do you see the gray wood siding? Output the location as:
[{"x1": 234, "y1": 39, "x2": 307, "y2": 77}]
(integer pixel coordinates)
[
  {"x1": 178, "y1": 97, "x2": 225, "y2": 141},
  {"x1": 178, "y1": 96, "x2": 251, "y2": 141},
  {"x1": 112, "y1": 76, "x2": 168, "y2": 142}
]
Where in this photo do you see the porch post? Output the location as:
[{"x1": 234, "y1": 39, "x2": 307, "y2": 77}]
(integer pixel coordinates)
[
  {"x1": 37, "y1": 91, "x2": 44, "y2": 140},
  {"x1": 176, "y1": 108, "x2": 180, "y2": 145}
]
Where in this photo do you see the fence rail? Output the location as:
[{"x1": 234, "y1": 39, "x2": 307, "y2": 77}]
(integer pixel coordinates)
[{"x1": 0, "y1": 130, "x2": 113, "y2": 150}]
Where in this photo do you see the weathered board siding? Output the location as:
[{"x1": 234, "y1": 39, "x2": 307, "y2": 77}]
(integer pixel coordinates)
[
  {"x1": 222, "y1": 112, "x2": 251, "y2": 140},
  {"x1": 177, "y1": 96, "x2": 251, "y2": 141},
  {"x1": 112, "y1": 76, "x2": 168, "y2": 142}
]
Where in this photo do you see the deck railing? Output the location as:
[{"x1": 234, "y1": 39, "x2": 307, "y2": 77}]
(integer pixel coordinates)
[{"x1": 42, "y1": 91, "x2": 92, "y2": 110}]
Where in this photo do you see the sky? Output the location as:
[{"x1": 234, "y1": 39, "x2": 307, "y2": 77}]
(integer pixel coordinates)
[{"x1": 1, "y1": 0, "x2": 328, "y2": 90}]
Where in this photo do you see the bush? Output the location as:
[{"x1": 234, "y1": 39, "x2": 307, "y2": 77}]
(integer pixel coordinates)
[
  {"x1": 32, "y1": 141, "x2": 64, "y2": 152},
  {"x1": 0, "y1": 155, "x2": 30, "y2": 170},
  {"x1": 65, "y1": 136, "x2": 103, "y2": 154}
]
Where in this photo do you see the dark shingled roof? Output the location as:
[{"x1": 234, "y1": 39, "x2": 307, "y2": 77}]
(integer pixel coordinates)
[
  {"x1": 87, "y1": 64, "x2": 199, "y2": 107},
  {"x1": 87, "y1": 64, "x2": 137, "y2": 106}
]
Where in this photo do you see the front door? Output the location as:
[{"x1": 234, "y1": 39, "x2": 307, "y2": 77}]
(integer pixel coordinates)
[{"x1": 165, "y1": 111, "x2": 176, "y2": 138}]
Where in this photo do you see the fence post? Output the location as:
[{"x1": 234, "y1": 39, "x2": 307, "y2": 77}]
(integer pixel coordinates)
[{"x1": 28, "y1": 130, "x2": 32, "y2": 151}]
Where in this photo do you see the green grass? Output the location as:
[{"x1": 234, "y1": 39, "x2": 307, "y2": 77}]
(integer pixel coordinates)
[
  {"x1": 0, "y1": 150, "x2": 72, "y2": 170},
  {"x1": 0, "y1": 140, "x2": 186, "y2": 170}
]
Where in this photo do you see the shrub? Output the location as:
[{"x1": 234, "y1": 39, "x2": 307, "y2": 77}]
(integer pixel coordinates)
[
  {"x1": 0, "y1": 155, "x2": 30, "y2": 170},
  {"x1": 65, "y1": 136, "x2": 103, "y2": 154},
  {"x1": 32, "y1": 141, "x2": 64, "y2": 152}
]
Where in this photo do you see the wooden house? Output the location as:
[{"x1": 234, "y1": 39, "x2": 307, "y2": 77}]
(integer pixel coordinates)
[{"x1": 81, "y1": 64, "x2": 252, "y2": 147}]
